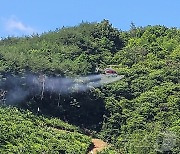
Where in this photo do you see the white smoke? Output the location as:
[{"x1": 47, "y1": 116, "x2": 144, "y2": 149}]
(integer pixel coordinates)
[{"x1": 0, "y1": 73, "x2": 124, "y2": 104}]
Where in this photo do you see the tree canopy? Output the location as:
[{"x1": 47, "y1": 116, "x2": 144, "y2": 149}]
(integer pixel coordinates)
[{"x1": 0, "y1": 20, "x2": 179, "y2": 153}]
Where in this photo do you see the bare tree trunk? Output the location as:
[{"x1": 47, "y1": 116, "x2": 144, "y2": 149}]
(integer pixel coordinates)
[{"x1": 39, "y1": 75, "x2": 46, "y2": 100}]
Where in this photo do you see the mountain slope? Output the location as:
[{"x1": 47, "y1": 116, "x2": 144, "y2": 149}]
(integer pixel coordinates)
[
  {"x1": 0, "y1": 20, "x2": 179, "y2": 153},
  {"x1": 0, "y1": 107, "x2": 91, "y2": 153}
]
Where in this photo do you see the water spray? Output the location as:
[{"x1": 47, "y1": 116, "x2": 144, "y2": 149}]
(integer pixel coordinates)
[{"x1": 0, "y1": 73, "x2": 124, "y2": 105}]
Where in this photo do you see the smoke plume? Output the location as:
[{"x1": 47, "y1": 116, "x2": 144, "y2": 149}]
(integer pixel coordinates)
[{"x1": 0, "y1": 73, "x2": 124, "y2": 104}]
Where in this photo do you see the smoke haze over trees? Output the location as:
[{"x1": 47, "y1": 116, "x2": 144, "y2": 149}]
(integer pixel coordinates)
[{"x1": 0, "y1": 20, "x2": 179, "y2": 153}]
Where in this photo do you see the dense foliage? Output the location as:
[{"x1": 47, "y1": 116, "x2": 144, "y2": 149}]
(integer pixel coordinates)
[
  {"x1": 0, "y1": 107, "x2": 91, "y2": 153},
  {"x1": 0, "y1": 20, "x2": 179, "y2": 153}
]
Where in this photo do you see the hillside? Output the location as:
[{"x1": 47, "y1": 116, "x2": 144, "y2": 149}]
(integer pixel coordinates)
[
  {"x1": 0, "y1": 20, "x2": 179, "y2": 153},
  {"x1": 0, "y1": 107, "x2": 91, "y2": 153}
]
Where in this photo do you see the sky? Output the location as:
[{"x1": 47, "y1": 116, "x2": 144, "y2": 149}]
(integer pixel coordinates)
[{"x1": 0, "y1": 0, "x2": 180, "y2": 38}]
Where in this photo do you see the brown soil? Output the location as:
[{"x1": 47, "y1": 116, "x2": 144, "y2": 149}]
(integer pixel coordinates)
[
  {"x1": 88, "y1": 138, "x2": 108, "y2": 154},
  {"x1": 48, "y1": 126, "x2": 108, "y2": 153}
]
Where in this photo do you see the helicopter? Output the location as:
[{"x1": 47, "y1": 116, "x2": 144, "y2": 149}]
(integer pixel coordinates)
[
  {"x1": 94, "y1": 65, "x2": 124, "y2": 83},
  {"x1": 95, "y1": 65, "x2": 121, "y2": 76},
  {"x1": 74, "y1": 65, "x2": 124, "y2": 88}
]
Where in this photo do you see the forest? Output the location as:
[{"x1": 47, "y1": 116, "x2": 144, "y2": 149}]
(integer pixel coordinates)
[{"x1": 0, "y1": 20, "x2": 179, "y2": 153}]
